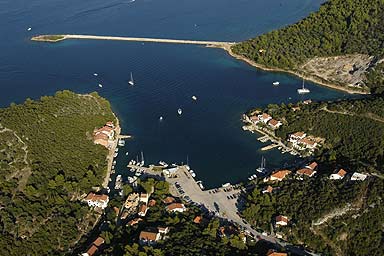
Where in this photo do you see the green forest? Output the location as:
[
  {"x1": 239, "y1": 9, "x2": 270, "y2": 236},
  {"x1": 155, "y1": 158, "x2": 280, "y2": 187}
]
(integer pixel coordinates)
[
  {"x1": 242, "y1": 177, "x2": 383, "y2": 255},
  {"x1": 232, "y1": 0, "x2": 384, "y2": 93},
  {"x1": 0, "y1": 90, "x2": 115, "y2": 255}
]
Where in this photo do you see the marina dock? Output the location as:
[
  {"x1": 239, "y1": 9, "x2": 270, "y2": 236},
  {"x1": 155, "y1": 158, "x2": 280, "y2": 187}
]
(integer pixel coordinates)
[{"x1": 260, "y1": 143, "x2": 279, "y2": 151}]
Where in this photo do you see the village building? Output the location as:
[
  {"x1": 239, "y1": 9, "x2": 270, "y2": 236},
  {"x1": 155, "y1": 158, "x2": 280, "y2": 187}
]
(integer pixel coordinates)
[
  {"x1": 330, "y1": 169, "x2": 347, "y2": 180},
  {"x1": 81, "y1": 237, "x2": 104, "y2": 256},
  {"x1": 93, "y1": 122, "x2": 115, "y2": 149},
  {"x1": 163, "y1": 167, "x2": 178, "y2": 178},
  {"x1": 157, "y1": 226, "x2": 170, "y2": 235},
  {"x1": 166, "y1": 203, "x2": 186, "y2": 213},
  {"x1": 139, "y1": 230, "x2": 161, "y2": 246},
  {"x1": 297, "y1": 168, "x2": 316, "y2": 178},
  {"x1": 138, "y1": 204, "x2": 148, "y2": 217},
  {"x1": 193, "y1": 216, "x2": 202, "y2": 224},
  {"x1": 351, "y1": 172, "x2": 368, "y2": 181},
  {"x1": 267, "y1": 249, "x2": 288, "y2": 256},
  {"x1": 139, "y1": 193, "x2": 149, "y2": 204},
  {"x1": 162, "y1": 196, "x2": 176, "y2": 204},
  {"x1": 124, "y1": 193, "x2": 140, "y2": 209},
  {"x1": 84, "y1": 193, "x2": 109, "y2": 209},
  {"x1": 258, "y1": 113, "x2": 272, "y2": 123},
  {"x1": 148, "y1": 199, "x2": 156, "y2": 207},
  {"x1": 127, "y1": 218, "x2": 143, "y2": 226},
  {"x1": 306, "y1": 162, "x2": 318, "y2": 170},
  {"x1": 262, "y1": 185, "x2": 274, "y2": 194},
  {"x1": 288, "y1": 132, "x2": 306, "y2": 142},
  {"x1": 268, "y1": 119, "x2": 282, "y2": 129},
  {"x1": 297, "y1": 138, "x2": 317, "y2": 150},
  {"x1": 275, "y1": 215, "x2": 289, "y2": 226},
  {"x1": 249, "y1": 115, "x2": 260, "y2": 124},
  {"x1": 265, "y1": 170, "x2": 291, "y2": 182}
]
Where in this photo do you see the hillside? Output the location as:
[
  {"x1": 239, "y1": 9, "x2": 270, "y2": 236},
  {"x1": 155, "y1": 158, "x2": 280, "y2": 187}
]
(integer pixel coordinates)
[
  {"x1": 0, "y1": 91, "x2": 115, "y2": 255},
  {"x1": 241, "y1": 97, "x2": 384, "y2": 254},
  {"x1": 232, "y1": 0, "x2": 384, "y2": 94}
]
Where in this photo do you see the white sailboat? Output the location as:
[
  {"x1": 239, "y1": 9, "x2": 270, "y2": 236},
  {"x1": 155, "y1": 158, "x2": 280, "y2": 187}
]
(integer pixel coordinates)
[
  {"x1": 272, "y1": 81, "x2": 280, "y2": 86},
  {"x1": 128, "y1": 72, "x2": 134, "y2": 86},
  {"x1": 177, "y1": 108, "x2": 182, "y2": 115},
  {"x1": 159, "y1": 116, "x2": 163, "y2": 121},
  {"x1": 192, "y1": 95, "x2": 197, "y2": 101},
  {"x1": 98, "y1": 83, "x2": 103, "y2": 88},
  {"x1": 256, "y1": 156, "x2": 267, "y2": 173},
  {"x1": 297, "y1": 79, "x2": 310, "y2": 94}
]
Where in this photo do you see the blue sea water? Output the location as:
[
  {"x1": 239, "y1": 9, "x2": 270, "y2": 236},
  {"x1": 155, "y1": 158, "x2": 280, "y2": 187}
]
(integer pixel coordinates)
[{"x1": 1, "y1": 0, "x2": 351, "y2": 187}]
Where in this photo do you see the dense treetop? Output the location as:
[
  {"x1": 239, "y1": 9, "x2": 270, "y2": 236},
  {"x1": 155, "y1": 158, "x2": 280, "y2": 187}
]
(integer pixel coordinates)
[{"x1": 232, "y1": 0, "x2": 384, "y2": 93}]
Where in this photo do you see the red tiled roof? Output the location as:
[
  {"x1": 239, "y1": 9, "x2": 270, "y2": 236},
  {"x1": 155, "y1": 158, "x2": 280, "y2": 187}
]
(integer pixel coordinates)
[
  {"x1": 86, "y1": 245, "x2": 98, "y2": 256},
  {"x1": 291, "y1": 132, "x2": 305, "y2": 138},
  {"x1": 299, "y1": 138, "x2": 316, "y2": 146},
  {"x1": 271, "y1": 170, "x2": 291, "y2": 180},
  {"x1": 268, "y1": 119, "x2": 279, "y2": 126},
  {"x1": 139, "y1": 231, "x2": 158, "y2": 241},
  {"x1": 250, "y1": 115, "x2": 259, "y2": 121},
  {"x1": 297, "y1": 168, "x2": 314, "y2": 176},
  {"x1": 93, "y1": 133, "x2": 108, "y2": 140},
  {"x1": 166, "y1": 203, "x2": 185, "y2": 211},
  {"x1": 85, "y1": 193, "x2": 108, "y2": 202},
  {"x1": 128, "y1": 218, "x2": 143, "y2": 226},
  {"x1": 93, "y1": 237, "x2": 105, "y2": 247},
  {"x1": 163, "y1": 196, "x2": 175, "y2": 204},
  {"x1": 275, "y1": 215, "x2": 288, "y2": 223},
  {"x1": 267, "y1": 249, "x2": 288, "y2": 256},
  {"x1": 306, "y1": 162, "x2": 318, "y2": 170},
  {"x1": 139, "y1": 204, "x2": 147, "y2": 213},
  {"x1": 337, "y1": 169, "x2": 347, "y2": 177},
  {"x1": 265, "y1": 186, "x2": 273, "y2": 193},
  {"x1": 193, "y1": 216, "x2": 202, "y2": 224},
  {"x1": 261, "y1": 113, "x2": 271, "y2": 119}
]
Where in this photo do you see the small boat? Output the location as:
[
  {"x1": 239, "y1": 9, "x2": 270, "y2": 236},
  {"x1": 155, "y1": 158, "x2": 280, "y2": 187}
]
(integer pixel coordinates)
[
  {"x1": 118, "y1": 139, "x2": 125, "y2": 146},
  {"x1": 115, "y1": 148, "x2": 119, "y2": 152},
  {"x1": 27, "y1": 27, "x2": 32, "y2": 31},
  {"x1": 114, "y1": 152, "x2": 118, "y2": 158},
  {"x1": 178, "y1": 108, "x2": 182, "y2": 115},
  {"x1": 192, "y1": 95, "x2": 197, "y2": 101},
  {"x1": 125, "y1": 152, "x2": 129, "y2": 156},
  {"x1": 159, "y1": 116, "x2": 163, "y2": 121},
  {"x1": 191, "y1": 172, "x2": 196, "y2": 178},
  {"x1": 128, "y1": 72, "x2": 134, "y2": 86},
  {"x1": 297, "y1": 79, "x2": 310, "y2": 94},
  {"x1": 98, "y1": 83, "x2": 103, "y2": 88},
  {"x1": 93, "y1": 73, "x2": 98, "y2": 76},
  {"x1": 272, "y1": 81, "x2": 280, "y2": 86}
]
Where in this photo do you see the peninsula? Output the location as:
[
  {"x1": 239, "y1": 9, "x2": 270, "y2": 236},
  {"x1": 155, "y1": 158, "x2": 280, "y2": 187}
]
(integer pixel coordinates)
[{"x1": 0, "y1": 90, "x2": 118, "y2": 255}]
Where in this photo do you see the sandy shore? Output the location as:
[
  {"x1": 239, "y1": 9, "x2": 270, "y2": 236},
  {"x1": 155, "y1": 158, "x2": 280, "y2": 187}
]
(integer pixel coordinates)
[{"x1": 214, "y1": 44, "x2": 370, "y2": 95}]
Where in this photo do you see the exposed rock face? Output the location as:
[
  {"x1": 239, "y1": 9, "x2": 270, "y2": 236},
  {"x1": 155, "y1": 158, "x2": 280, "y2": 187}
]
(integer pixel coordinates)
[{"x1": 301, "y1": 54, "x2": 375, "y2": 90}]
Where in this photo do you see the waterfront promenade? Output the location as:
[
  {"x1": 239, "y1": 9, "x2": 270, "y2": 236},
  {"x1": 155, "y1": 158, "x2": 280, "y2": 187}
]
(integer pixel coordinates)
[{"x1": 31, "y1": 34, "x2": 236, "y2": 47}]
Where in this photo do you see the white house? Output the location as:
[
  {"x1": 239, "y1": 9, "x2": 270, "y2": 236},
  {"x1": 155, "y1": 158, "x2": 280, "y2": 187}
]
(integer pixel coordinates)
[
  {"x1": 84, "y1": 193, "x2": 109, "y2": 209},
  {"x1": 258, "y1": 113, "x2": 272, "y2": 123},
  {"x1": 139, "y1": 193, "x2": 149, "y2": 204},
  {"x1": 166, "y1": 203, "x2": 186, "y2": 213},
  {"x1": 288, "y1": 132, "x2": 306, "y2": 143},
  {"x1": 330, "y1": 169, "x2": 347, "y2": 180},
  {"x1": 163, "y1": 167, "x2": 178, "y2": 177},
  {"x1": 351, "y1": 172, "x2": 368, "y2": 181},
  {"x1": 268, "y1": 119, "x2": 282, "y2": 129},
  {"x1": 157, "y1": 226, "x2": 170, "y2": 234}
]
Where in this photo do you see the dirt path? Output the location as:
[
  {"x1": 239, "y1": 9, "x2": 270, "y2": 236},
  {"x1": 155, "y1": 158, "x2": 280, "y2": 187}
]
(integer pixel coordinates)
[{"x1": 321, "y1": 106, "x2": 384, "y2": 123}]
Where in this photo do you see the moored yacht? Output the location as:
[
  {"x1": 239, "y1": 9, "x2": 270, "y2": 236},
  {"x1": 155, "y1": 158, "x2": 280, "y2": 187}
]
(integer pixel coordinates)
[{"x1": 297, "y1": 79, "x2": 310, "y2": 94}]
